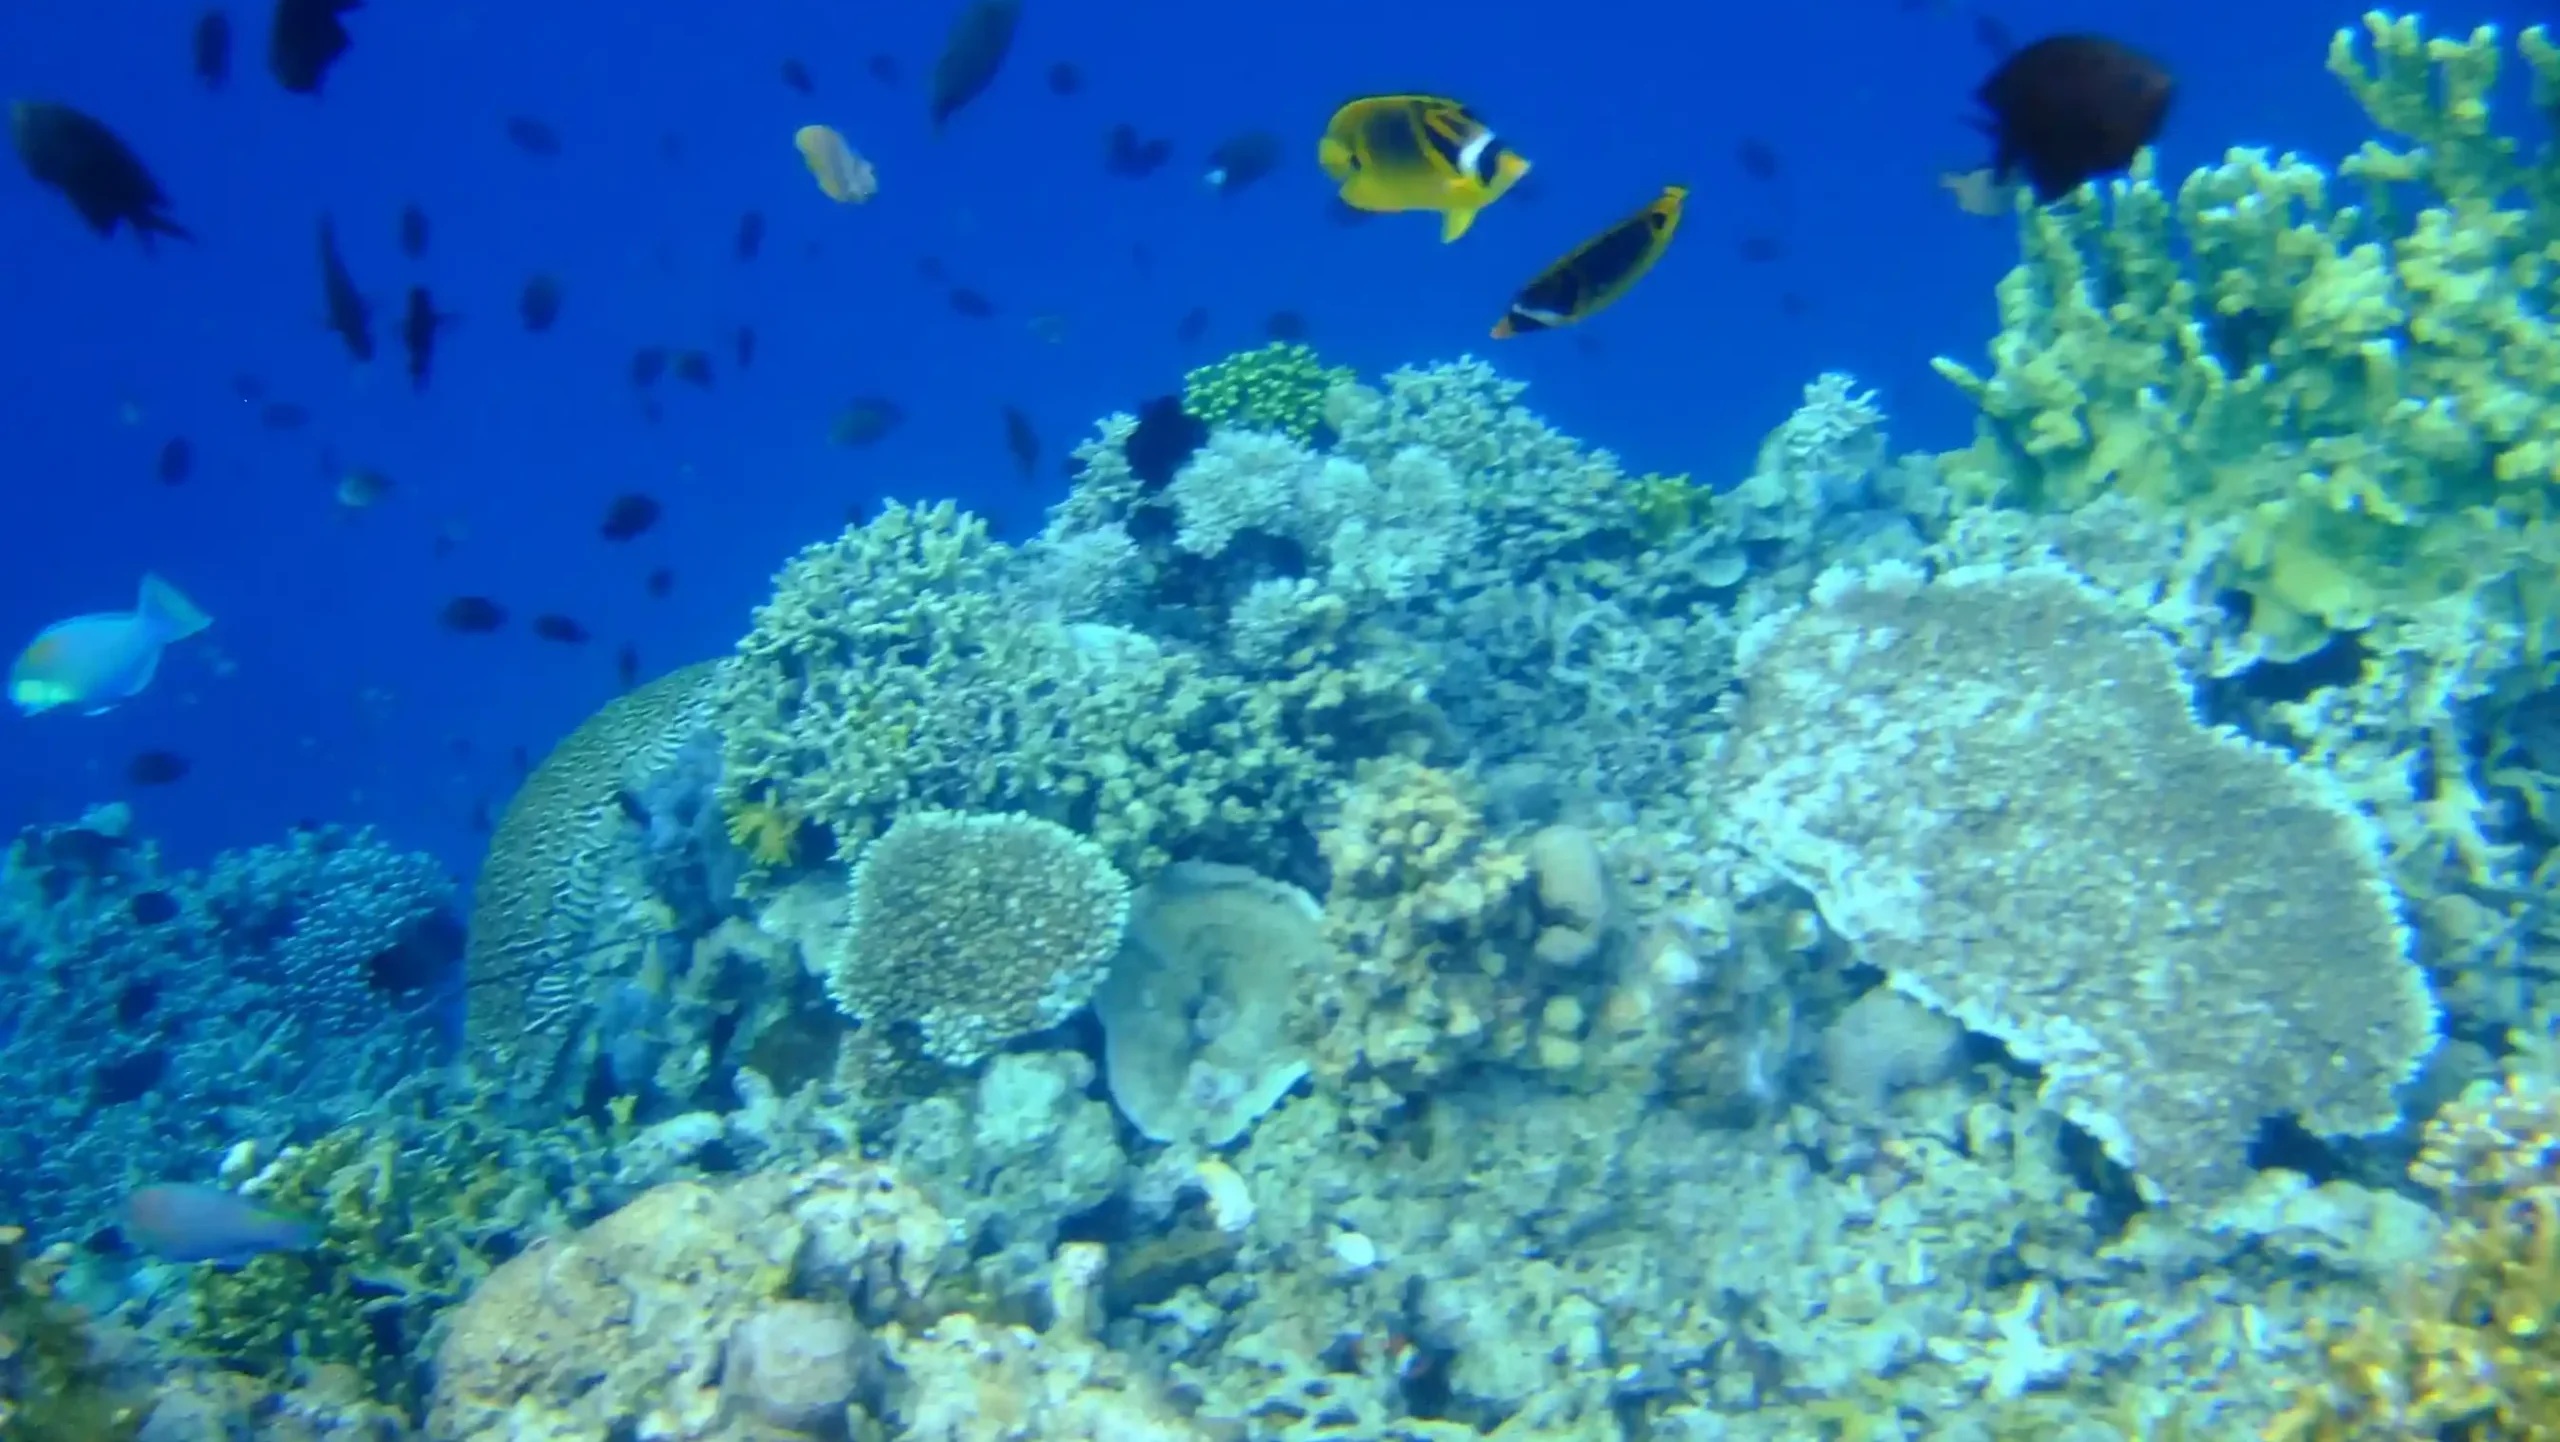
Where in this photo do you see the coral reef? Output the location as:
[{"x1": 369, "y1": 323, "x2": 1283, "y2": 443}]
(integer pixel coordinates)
[
  {"x1": 0, "y1": 808, "x2": 455, "y2": 1245},
  {"x1": 1718, "y1": 560, "x2": 2438, "y2": 1204},
  {"x1": 0, "y1": 1225, "x2": 146, "y2": 1441},
  {"x1": 824, "y1": 809, "x2": 1130, "y2": 1069},
  {"x1": 1930, "y1": 13, "x2": 2560, "y2": 662}
]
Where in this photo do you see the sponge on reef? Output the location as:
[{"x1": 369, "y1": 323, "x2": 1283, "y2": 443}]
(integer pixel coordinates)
[{"x1": 1719, "y1": 561, "x2": 2438, "y2": 1204}]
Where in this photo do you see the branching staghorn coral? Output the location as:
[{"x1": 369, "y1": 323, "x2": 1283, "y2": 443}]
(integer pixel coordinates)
[{"x1": 1718, "y1": 561, "x2": 2438, "y2": 1205}]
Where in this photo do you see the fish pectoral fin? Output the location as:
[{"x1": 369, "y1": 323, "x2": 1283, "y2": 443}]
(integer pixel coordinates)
[{"x1": 1439, "y1": 206, "x2": 1479, "y2": 243}]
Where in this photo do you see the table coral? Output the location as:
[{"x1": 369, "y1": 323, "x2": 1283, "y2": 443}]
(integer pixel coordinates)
[
  {"x1": 1932, "y1": 11, "x2": 2560, "y2": 662},
  {"x1": 824, "y1": 810, "x2": 1130, "y2": 1069},
  {"x1": 1718, "y1": 560, "x2": 2438, "y2": 1205}
]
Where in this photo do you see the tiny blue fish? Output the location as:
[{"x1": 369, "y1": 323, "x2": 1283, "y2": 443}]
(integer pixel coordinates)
[
  {"x1": 10, "y1": 573, "x2": 211, "y2": 716},
  {"x1": 123, "y1": 1182, "x2": 316, "y2": 1267}
]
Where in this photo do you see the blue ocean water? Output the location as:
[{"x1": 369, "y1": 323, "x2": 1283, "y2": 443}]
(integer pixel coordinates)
[{"x1": 0, "y1": 0, "x2": 2499, "y2": 876}]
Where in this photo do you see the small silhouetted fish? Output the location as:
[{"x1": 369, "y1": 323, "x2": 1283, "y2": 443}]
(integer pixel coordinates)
[
  {"x1": 1046, "y1": 61, "x2": 1083, "y2": 95},
  {"x1": 439, "y1": 596, "x2": 505, "y2": 633},
  {"x1": 129, "y1": 890, "x2": 179, "y2": 925},
  {"x1": 260, "y1": 401, "x2": 309, "y2": 430},
  {"x1": 1205, "y1": 130, "x2": 1281, "y2": 195},
  {"x1": 734, "y1": 324, "x2": 757, "y2": 370},
  {"x1": 735, "y1": 209, "x2": 764, "y2": 260},
  {"x1": 268, "y1": 0, "x2": 359, "y2": 95},
  {"x1": 468, "y1": 798, "x2": 492, "y2": 833},
  {"x1": 916, "y1": 255, "x2": 948, "y2": 284},
  {"x1": 336, "y1": 466, "x2": 390, "y2": 508},
  {"x1": 1741, "y1": 234, "x2": 1783, "y2": 262},
  {"x1": 532, "y1": 614, "x2": 590, "y2": 645},
  {"x1": 780, "y1": 57, "x2": 814, "y2": 94},
  {"x1": 1125, "y1": 394, "x2": 1207, "y2": 491},
  {"x1": 9, "y1": 102, "x2": 195, "y2": 250},
  {"x1": 930, "y1": 0, "x2": 1019, "y2": 133},
  {"x1": 156, "y1": 437, "x2": 192, "y2": 485},
  {"x1": 193, "y1": 10, "x2": 232, "y2": 90},
  {"x1": 1105, "y1": 123, "x2": 1171, "y2": 178},
  {"x1": 1001, "y1": 405, "x2": 1038, "y2": 478},
  {"x1": 1264, "y1": 309, "x2": 1306, "y2": 341},
  {"x1": 867, "y1": 53, "x2": 900, "y2": 85},
  {"x1": 1737, "y1": 137, "x2": 1780, "y2": 181},
  {"x1": 831, "y1": 396, "x2": 903, "y2": 447},
  {"x1": 125, "y1": 1184, "x2": 315, "y2": 1266},
  {"x1": 1974, "y1": 34, "x2": 2171, "y2": 201},
  {"x1": 645, "y1": 567, "x2": 674, "y2": 598},
  {"x1": 947, "y1": 288, "x2": 995, "y2": 319},
  {"x1": 231, "y1": 371, "x2": 265, "y2": 401},
  {"x1": 672, "y1": 349, "x2": 713, "y2": 388},
  {"x1": 519, "y1": 273, "x2": 562, "y2": 332},
  {"x1": 504, "y1": 115, "x2": 561, "y2": 155},
  {"x1": 617, "y1": 644, "x2": 640, "y2": 689},
  {"x1": 127, "y1": 749, "x2": 190, "y2": 786},
  {"x1": 401, "y1": 286, "x2": 452, "y2": 391},
  {"x1": 398, "y1": 201, "x2": 427, "y2": 256},
  {"x1": 600, "y1": 493, "x2": 660, "y2": 541},
  {"x1": 316, "y1": 213, "x2": 370, "y2": 360},
  {"x1": 629, "y1": 347, "x2": 666, "y2": 387},
  {"x1": 1780, "y1": 290, "x2": 1811, "y2": 317},
  {"x1": 1175, "y1": 306, "x2": 1208, "y2": 343}
]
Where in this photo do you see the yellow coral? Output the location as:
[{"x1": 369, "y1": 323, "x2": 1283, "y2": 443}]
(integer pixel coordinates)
[{"x1": 723, "y1": 792, "x2": 802, "y2": 868}]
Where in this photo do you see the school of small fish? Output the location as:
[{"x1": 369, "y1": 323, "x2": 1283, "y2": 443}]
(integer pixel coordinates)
[{"x1": 2, "y1": 0, "x2": 2169, "y2": 908}]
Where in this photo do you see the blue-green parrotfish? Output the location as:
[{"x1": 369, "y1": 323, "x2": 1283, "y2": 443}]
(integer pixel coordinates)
[{"x1": 9, "y1": 573, "x2": 211, "y2": 716}]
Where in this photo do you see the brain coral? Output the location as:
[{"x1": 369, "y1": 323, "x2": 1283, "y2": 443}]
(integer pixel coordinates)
[
  {"x1": 1719, "y1": 560, "x2": 2438, "y2": 1204},
  {"x1": 465, "y1": 660, "x2": 727, "y2": 1103},
  {"x1": 825, "y1": 810, "x2": 1131, "y2": 1068}
]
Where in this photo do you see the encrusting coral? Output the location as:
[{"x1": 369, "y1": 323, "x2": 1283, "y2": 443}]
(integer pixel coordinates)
[
  {"x1": 1718, "y1": 560, "x2": 2438, "y2": 1205},
  {"x1": 1181, "y1": 340, "x2": 1355, "y2": 441}
]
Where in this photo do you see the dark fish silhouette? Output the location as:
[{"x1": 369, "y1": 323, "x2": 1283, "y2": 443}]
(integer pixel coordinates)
[
  {"x1": 930, "y1": 0, "x2": 1019, "y2": 132},
  {"x1": 316, "y1": 213, "x2": 371, "y2": 360},
  {"x1": 397, "y1": 201, "x2": 428, "y2": 256},
  {"x1": 600, "y1": 493, "x2": 660, "y2": 541},
  {"x1": 1125, "y1": 395, "x2": 1207, "y2": 491},
  {"x1": 1175, "y1": 306, "x2": 1209, "y2": 343},
  {"x1": 780, "y1": 58, "x2": 814, "y2": 95},
  {"x1": 401, "y1": 285, "x2": 452, "y2": 390},
  {"x1": 261, "y1": 400, "x2": 310, "y2": 430},
  {"x1": 439, "y1": 596, "x2": 505, "y2": 633},
  {"x1": 127, "y1": 750, "x2": 190, "y2": 786},
  {"x1": 867, "y1": 53, "x2": 900, "y2": 86},
  {"x1": 617, "y1": 644, "x2": 641, "y2": 689},
  {"x1": 519, "y1": 273, "x2": 562, "y2": 332},
  {"x1": 532, "y1": 614, "x2": 590, "y2": 645},
  {"x1": 193, "y1": 11, "x2": 233, "y2": 90},
  {"x1": 1974, "y1": 34, "x2": 2170, "y2": 201},
  {"x1": 1046, "y1": 61, "x2": 1083, "y2": 96},
  {"x1": 735, "y1": 209, "x2": 764, "y2": 260},
  {"x1": 734, "y1": 324, "x2": 756, "y2": 370},
  {"x1": 948, "y1": 288, "x2": 995, "y2": 319},
  {"x1": 1736, "y1": 137, "x2": 1780, "y2": 181},
  {"x1": 629, "y1": 347, "x2": 666, "y2": 387},
  {"x1": 10, "y1": 103, "x2": 194, "y2": 250},
  {"x1": 671, "y1": 349, "x2": 713, "y2": 388},
  {"x1": 156, "y1": 437, "x2": 193, "y2": 485},
  {"x1": 831, "y1": 396, "x2": 903, "y2": 447},
  {"x1": 268, "y1": 0, "x2": 359, "y2": 95},
  {"x1": 1205, "y1": 130, "x2": 1281, "y2": 195},
  {"x1": 1105, "y1": 124, "x2": 1171, "y2": 178},
  {"x1": 645, "y1": 567, "x2": 674, "y2": 598},
  {"x1": 1264, "y1": 310, "x2": 1307, "y2": 341},
  {"x1": 1001, "y1": 405, "x2": 1038, "y2": 478},
  {"x1": 1740, "y1": 234, "x2": 1783, "y2": 263},
  {"x1": 504, "y1": 115, "x2": 560, "y2": 154}
]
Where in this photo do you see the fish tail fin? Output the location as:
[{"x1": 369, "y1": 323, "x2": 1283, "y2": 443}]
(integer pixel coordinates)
[
  {"x1": 142, "y1": 215, "x2": 197, "y2": 248},
  {"x1": 1439, "y1": 206, "x2": 1479, "y2": 243},
  {"x1": 136, "y1": 574, "x2": 212, "y2": 642}
]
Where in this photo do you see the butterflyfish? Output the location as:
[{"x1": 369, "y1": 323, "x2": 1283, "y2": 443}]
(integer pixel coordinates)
[
  {"x1": 1317, "y1": 95, "x2": 1529, "y2": 243},
  {"x1": 794, "y1": 124, "x2": 877, "y2": 203},
  {"x1": 10, "y1": 573, "x2": 212, "y2": 717},
  {"x1": 1490, "y1": 185, "x2": 1685, "y2": 339}
]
